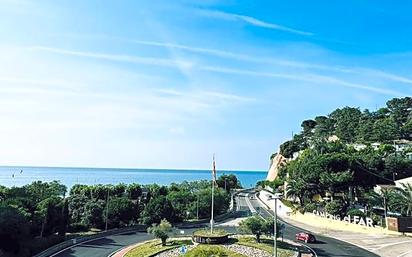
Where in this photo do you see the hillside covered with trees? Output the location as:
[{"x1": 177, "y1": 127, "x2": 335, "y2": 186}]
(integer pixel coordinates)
[
  {"x1": 270, "y1": 97, "x2": 412, "y2": 223},
  {"x1": 280, "y1": 97, "x2": 412, "y2": 158}
]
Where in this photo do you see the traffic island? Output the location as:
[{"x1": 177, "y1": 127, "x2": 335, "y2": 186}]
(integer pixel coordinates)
[
  {"x1": 122, "y1": 238, "x2": 193, "y2": 257},
  {"x1": 117, "y1": 235, "x2": 299, "y2": 257},
  {"x1": 192, "y1": 229, "x2": 230, "y2": 244}
]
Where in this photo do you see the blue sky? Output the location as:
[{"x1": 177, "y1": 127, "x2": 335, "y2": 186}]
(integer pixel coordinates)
[{"x1": 1, "y1": 0, "x2": 412, "y2": 170}]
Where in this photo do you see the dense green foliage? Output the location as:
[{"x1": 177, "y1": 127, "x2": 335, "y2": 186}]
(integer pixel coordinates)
[
  {"x1": 185, "y1": 245, "x2": 246, "y2": 257},
  {"x1": 238, "y1": 216, "x2": 280, "y2": 242},
  {"x1": 147, "y1": 219, "x2": 172, "y2": 246},
  {"x1": 0, "y1": 175, "x2": 236, "y2": 256},
  {"x1": 280, "y1": 97, "x2": 412, "y2": 158},
  {"x1": 124, "y1": 239, "x2": 193, "y2": 257},
  {"x1": 278, "y1": 97, "x2": 412, "y2": 219},
  {"x1": 0, "y1": 181, "x2": 68, "y2": 257}
]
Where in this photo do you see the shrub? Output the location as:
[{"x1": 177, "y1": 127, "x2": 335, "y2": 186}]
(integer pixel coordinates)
[
  {"x1": 148, "y1": 219, "x2": 172, "y2": 246},
  {"x1": 68, "y1": 223, "x2": 88, "y2": 233},
  {"x1": 325, "y1": 200, "x2": 344, "y2": 215},
  {"x1": 303, "y1": 203, "x2": 317, "y2": 213},
  {"x1": 346, "y1": 208, "x2": 365, "y2": 217},
  {"x1": 28, "y1": 235, "x2": 64, "y2": 256},
  {"x1": 185, "y1": 245, "x2": 227, "y2": 257}
]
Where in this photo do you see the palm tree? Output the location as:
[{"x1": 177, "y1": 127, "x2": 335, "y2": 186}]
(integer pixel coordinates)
[
  {"x1": 366, "y1": 187, "x2": 392, "y2": 220},
  {"x1": 390, "y1": 183, "x2": 412, "y2": 217},
  {"x1": 286, "y1": 179, "x2": 305, "y2": 206}
]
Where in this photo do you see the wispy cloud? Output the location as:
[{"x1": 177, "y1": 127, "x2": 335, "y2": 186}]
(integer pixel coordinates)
[
  {"x1": 25, "y1": 45, "x2": 409, "y2": 97},
  {"x1": 153, "y1": 88, "x2": 255, "y2": 103},
  {"x1": 129, "y1": 40, "x2": 412, "y2": 86},
  {"x1": 197, "y1": 9, "x2": 314, "y2": 36},
  {"x1": 200, "y1": 66, "x2": 405, "y2": 97},
  {"x1": 30, "y1": 46, "x2": 194, "y2": 69}
]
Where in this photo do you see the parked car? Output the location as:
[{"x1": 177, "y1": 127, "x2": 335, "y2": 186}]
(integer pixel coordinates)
[{"x1": 296, "y1": 232, "x2": 316, "y2": 243}]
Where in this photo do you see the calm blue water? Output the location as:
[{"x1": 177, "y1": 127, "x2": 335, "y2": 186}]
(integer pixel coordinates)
[{"x1": 0, "y1": 166, "x2": 267, "y2": 189}]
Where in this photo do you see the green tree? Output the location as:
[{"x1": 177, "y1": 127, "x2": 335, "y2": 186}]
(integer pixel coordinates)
[
  {"x1": 390, "y1": 183, "x2": 412, "y2": 216},
  {"x1": 314, "y1": 116, "x2": 335, "y2": 139},
  {"x1": 356, "y1": 110, "x2": 375, "y2": 142},
  {"x1": 106, "y1": 197, "x2": 137, "y2": 228},
  {"x1": 0, "y1": 206, "x2": 30, "y2": 255},
  {"x1": 148, "y1": 219, "x2": 172, "y2": 246},
  {"x1": 167, "y1": 189, "x2": 193, "y2": 221},
  {"x1": 386, "y1": 97, "x2": 412, "y2": 127},
  {"x1": 301, "y1": 119, "x2": 317, "y2": 141},
  {"x1": 329, "y1": 107, "x2": 362, "y2": 143},
  {"x1": 127, "y1": 183, "x2": 142, "y2": 200},
  {"x1": 196, "y1": 187, "x2": 230, "y2": 219},
  {"x1": 325, "y1": 200, "x2": 345, "y2": 215},
  {"x1": 36, "y1": 196, "x2": 65, "y2": 237},
  {"x1": 141, "y1": 195, "x2": 175, "y2": 225},
  {"x1": 216, "y1": 174, "x2": 242, "y2": 192},
  {"x1": 83, "y1": 199, "x2": 105, "y2": 228},
  {"x1": 68, "y1": 194, "x2": 88, "y2": 225},
  {"x1": 26, "y1": 181, "x2": 67, "y2": 203},
  {"x1": 239, "y1": 216, "x2": 265, "y2": 242},
  {"x1": 367, "y1": 188, "x2": 392, "y2": 218},
  {"x1": 372, "y1": 117, "x2": 399, "y2": 142},
  {"x1": 384, "y1": 155, "x2": 412, "y2": 180}
]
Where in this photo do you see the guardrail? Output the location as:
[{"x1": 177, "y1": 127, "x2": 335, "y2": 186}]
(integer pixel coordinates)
[{"x1": 33, "y1": 225, "x2": 147, "y2": 257}]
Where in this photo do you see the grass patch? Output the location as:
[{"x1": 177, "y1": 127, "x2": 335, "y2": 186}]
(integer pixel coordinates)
[
  {"x1": 185, "y1": 245, "x2": 246, "y2": 257},
  {"x1": 193, "y1": 228, "x2": 229, "y2": 237},
  {"x1": 236, "y1": 236, "x2": 296, "y2": 257},
  {"x1": 125, "y1": 239, "x2": 192, "y2": 257}
]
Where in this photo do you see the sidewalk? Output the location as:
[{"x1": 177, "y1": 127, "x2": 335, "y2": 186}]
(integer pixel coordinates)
[{"x1": 257, "y1": 190, "x2": 412, "y2": 257}]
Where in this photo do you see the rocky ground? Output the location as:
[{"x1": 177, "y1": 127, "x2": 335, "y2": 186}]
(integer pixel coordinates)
[
  {"x1": 152, "y1": 243, "x2": 273, "y2": 257},
  {"x1": 153, "y1": 245, "x2": 195, "y2": 257},
  {"x1": 222, "y1": 244, "x2": 272, "y2": 257}
]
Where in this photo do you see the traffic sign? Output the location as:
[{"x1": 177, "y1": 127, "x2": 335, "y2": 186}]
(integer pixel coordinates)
[{"x1": 179, "y1": 245, "x2": 187, "y2": 255}]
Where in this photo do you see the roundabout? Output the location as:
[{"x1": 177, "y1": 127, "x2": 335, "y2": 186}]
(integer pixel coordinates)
[{"x1": 120, "y1": 234, "x2": 297, "y2": 257}]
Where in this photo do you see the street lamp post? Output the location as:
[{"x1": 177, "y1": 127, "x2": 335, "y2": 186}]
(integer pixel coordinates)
[
  {"x1": 105, "y1": 188, "x2": 110, "y2": 231},
  {"x1": 268, "y1": 193, "x2": 281, "y2": 257},
  {"x1": 196, "y1": 194, "x2": 199, "y2": 220}
]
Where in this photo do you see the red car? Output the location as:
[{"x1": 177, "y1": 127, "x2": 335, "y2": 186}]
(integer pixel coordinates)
[{"x1": 296, "y1": 232, "x2": 316, "y2": 243}]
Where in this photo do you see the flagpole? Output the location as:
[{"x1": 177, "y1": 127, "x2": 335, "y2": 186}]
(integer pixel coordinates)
[{"x1": 211, "y1": 154, "x2": 215, "y2": 234}]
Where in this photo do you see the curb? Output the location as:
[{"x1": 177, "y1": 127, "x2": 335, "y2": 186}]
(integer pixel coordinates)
[{"x1": 108, "y1": 237, "x2": 192, "y2": 257}]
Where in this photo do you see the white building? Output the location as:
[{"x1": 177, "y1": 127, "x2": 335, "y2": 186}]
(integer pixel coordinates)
[{"x1": 395, "y1": 176, "x2": 412, "y2": 188}]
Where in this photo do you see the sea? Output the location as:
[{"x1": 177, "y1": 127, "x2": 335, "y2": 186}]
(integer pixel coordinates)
[{"x1": 0, "y1": 166, "x2": 267, "y2": 189}]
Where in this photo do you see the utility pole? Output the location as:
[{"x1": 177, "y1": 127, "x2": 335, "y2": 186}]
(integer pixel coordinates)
[
  {"x1": 274, "y1": 197, "x2": 278, "y2": 257},
  {"x1": 196, "y1": 193, "x2": 199, "y2": 220},
  {"x1": 383, "y1": 194, "x2": 387, "y2": 229},
  {"x1": 210, "y1": 155, "x2": 216, "y2": 234},
  {"x1": 105, "y1": 188, "x2": 110, "y2": 231},
  {"x1": 210, "y1": 179, "x2": 215, "y2": 234},
  {"x1": 268, "y1": 194, "x2": 280, "y2": 257}
]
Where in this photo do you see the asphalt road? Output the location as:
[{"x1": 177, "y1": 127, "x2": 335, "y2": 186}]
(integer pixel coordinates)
[
  {"x1": 51, "y1": 231, "x2": 153, "y2": 257},
  {"x1": 51, "y1": 190, "x2": 379, "y2": 257},
  {"x1": 51, "y1": 226, "x2": 237, "y2": 257},
  {"x1": 242, "y1": 190, "x2": 379, "y2": 257}
]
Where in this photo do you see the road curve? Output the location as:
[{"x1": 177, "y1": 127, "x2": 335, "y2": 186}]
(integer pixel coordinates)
[
  {"x1": 51, "y1": 231, "x2": 153, "y2": 257},
  {"x1": 51, "y1": 189, "x2": 379, "y2": 257},
  {"x1": 244, "y1": 189, "x2": 379, "y2": 257}
]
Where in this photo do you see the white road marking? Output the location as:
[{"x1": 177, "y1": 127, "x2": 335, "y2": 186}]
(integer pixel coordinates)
[
  {"x1": 397, "y1": 249, "x2": 412, "y2": 257},
  {"x1": 374, "y1": 240, "x2": 412, "y2": 251}
]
